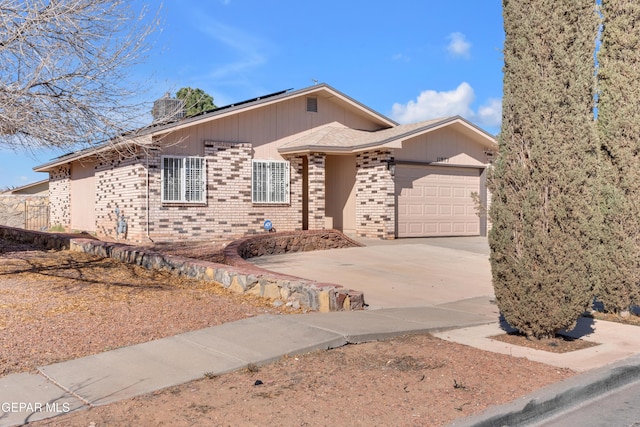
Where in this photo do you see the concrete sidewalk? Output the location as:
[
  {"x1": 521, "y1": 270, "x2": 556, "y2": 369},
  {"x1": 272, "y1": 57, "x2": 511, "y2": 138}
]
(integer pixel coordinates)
[
  {"x1": 2, "y1": 304, "x2": 640, "y2": 426},
  {"x1": 3, "y1": 232, "x2": 640, "y2": 426},
  {"x1": 0, "y1": 305, "x2": 493, "y2": 427}
]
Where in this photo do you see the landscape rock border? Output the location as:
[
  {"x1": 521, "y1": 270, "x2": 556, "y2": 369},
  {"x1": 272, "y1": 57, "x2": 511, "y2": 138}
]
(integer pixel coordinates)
[
  {"x1": 0, "y1": 224, "x2": 75, "y2": 250},
  {"x1": 0, "y1": 226, "x2": 366, "y2": 312},
  {"x1": 225, "y1": 229, "x2": 363, "y2": 261}
]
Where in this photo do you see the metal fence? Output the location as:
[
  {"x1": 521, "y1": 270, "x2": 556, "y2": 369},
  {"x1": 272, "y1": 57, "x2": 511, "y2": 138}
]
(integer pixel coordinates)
[
  {"x1": 0, "y1": 196, "x2": 49, "y2": 230},
  {"x1": 25, "y1": 203, "x2": 49, "y2": 231}
]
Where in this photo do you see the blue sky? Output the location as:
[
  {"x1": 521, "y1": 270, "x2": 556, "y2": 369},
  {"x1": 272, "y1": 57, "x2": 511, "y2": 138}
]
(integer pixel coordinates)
[{"x1": 0, "y1": 0, "x2": 504, "y2": 189}]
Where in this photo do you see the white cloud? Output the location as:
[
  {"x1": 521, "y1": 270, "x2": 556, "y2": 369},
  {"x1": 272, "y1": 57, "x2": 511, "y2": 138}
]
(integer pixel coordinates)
[
  {"x1": 392, "y1": 53, "x2": 410, "y2": 62},
  {"x1": 390, "y1": 82, "x2": 502, "y2": 129},
  {"x1": 476, "y1": 98, "x2": 502, "y2": 128},
  {"x1": 391, "y1": 82, "x2": 475, "y2": 123},
  {"x1": 447, "y1": 32, "x2": 471, "y2": 59},
  {"x1": 194, "y1": 18, "x2": 272, "y2": 80}
]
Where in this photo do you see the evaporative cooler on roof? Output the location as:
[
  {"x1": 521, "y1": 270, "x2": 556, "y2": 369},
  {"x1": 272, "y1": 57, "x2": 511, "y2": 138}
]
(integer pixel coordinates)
[{"x1": 152, "y1": 93, "x2": 186, "y2": 123}]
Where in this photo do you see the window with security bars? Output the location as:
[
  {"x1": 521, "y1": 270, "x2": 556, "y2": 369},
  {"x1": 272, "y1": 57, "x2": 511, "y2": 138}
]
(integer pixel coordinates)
[
  {"x1": 161, "y1": 156, "x2": 206, "y2": 203},
  {"x1": 252, "y1": 160, "x2": 290, "y2": 203}
]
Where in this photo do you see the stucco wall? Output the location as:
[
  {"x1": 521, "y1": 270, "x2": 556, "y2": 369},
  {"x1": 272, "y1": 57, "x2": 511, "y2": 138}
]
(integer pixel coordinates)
[
  {"x1": 325, "y1": 155, "x2": 357, "y2": 234},
  {"x1": 156, "y1": 94, "x2": 385, "y2": 160},
  {"x1": 70, "y1": 160, "x2": 97, "y2": 232}
]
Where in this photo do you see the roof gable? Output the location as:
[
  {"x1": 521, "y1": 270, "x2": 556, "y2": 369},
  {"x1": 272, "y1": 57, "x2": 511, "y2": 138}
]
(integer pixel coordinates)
[
  {"x1": 34, "y1": 83, "x2": 397, "y2": 171},
  {"x1": 4, "y1": 179, "x2": 49, "y2": 195},
  {"x1": 149, "y1": 83, "x2": 397, "y2": 136},
  {"x1": 277, "y1": 116, "x2": 497, "y2": 155}
]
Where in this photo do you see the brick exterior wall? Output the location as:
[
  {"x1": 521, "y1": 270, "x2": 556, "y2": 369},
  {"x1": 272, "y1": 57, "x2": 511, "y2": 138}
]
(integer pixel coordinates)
[
  {"x1": 48, "y1": 145, "x2": 400, "y2": 243},
  {"x1": 48, "y1": 165, "x2": 71, "y2": 228},
  {"x1": 142, "y1": 142, "x2": 305, "y2": 242},
  {"x1": 307, "y1": 153, "x2": 326, "y2": 230},
  {"x1": 95, "y1": 154, "x2": 148, "y2": 242},
  {"x1": 355, "y1": 150, "x2": 395, "y2": 239}
]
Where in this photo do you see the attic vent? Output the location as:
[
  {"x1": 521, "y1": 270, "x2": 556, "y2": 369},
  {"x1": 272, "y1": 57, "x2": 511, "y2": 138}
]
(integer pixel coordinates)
[{"x1": 306, "y1": 96, "x2": 318, "y2": 113}]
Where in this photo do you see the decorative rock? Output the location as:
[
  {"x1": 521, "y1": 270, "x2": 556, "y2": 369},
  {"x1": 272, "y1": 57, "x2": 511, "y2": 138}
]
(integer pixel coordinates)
[
  {"x1": 0, "y1": 226, "x2": 368, "y2": 313},
  {"x1": 348, "y1": 291, "x2": 366, "y2": 310},
  {"x1": 343, "y1": 295, "x2": 351, "y2": 311},
  {"x1": 318, "y1": 290, "x2": 331, "y2": 313},
  {"x1": 336, "y1": 290, "x2": 348, "y2": 310},
  {"x1": 246, "y1": 284, "x2": 261, "y2": 297},
  {"x1": 262, "y1": 283, "x2": 281, "y2": 300},
  {"x1": 229, "y1": 276, "x2": 245, "y2": 294},
  {"x1": 204, "y1": 267, "x2": 216, "y2": 281}
]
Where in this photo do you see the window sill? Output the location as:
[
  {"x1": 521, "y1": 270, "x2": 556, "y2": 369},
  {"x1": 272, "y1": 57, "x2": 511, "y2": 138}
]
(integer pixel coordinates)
[
  {"x1": 161, "y1": 202, "x2": 207, "y2": 207},
  {"x1": 252, "y1": 203, "x2": 291, "y2": 208}
]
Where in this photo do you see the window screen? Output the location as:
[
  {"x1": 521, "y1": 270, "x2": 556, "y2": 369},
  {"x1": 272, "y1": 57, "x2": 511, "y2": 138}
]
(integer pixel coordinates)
[
  {"x1": 252, "y1": 160, "x2": 290, "y2": 203},
  {"x1": 161, "y1": 156, "x2": 205, "y2": 203}
]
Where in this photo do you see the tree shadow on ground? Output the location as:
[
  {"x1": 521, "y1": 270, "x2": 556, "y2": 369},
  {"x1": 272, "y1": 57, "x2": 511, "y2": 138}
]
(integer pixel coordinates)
[
  {"x1": 498, "y1": 313, "x2": 596, "y2": 340},
  {"x1": 0, "y1": 252, "x2": 173, "y2": 291},
  {"x1": 0, "y1": 240, "x2": 47, "y2": 255}
]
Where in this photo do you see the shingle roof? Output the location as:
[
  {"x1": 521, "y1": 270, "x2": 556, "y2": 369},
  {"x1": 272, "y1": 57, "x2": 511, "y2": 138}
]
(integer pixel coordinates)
[
  {"x1": 277, "y1": 116, "x2": 495, "y2": 154},
  {"x1": 33, "y1": 83, "x2": 398, "y2": 172}
]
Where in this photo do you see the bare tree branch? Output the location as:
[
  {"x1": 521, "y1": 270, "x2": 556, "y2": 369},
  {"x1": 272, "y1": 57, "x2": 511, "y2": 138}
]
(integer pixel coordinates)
[{"x1": 0, "y1": 0, "x2": 161, "y2": 152}]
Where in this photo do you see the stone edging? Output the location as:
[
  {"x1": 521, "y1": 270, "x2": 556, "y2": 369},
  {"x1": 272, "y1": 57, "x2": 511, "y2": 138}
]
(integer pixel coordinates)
[
  {"x1": 224, "y1": 229, "x2": 363, "y2": 262},
  {"x1": 0, "y1": 225, "x2": 366, "y2": 312},
  {"x1": 0, "y1": 225, "x2": 75, "y2": 250},
  {"x1": 222, "y1": 230, "x2": 366, "y2": 311},
  {"x1": 70, "y1": 235, "x2": 365, "y2": 312}
]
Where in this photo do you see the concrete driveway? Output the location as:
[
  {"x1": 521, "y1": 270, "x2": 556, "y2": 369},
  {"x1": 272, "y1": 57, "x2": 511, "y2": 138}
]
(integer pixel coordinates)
[{"x1": 250, "y1": 236, "x2": 497, "y2": 316}]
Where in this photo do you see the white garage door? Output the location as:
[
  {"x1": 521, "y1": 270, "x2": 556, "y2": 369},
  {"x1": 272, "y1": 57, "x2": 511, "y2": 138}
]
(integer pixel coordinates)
[{"x1": 396, "y1": 165, "x2": 480, "y2": 237}]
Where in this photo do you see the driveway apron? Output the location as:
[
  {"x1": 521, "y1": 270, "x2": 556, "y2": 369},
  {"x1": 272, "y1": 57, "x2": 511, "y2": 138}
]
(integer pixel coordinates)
[{"x1": 250, "y1": 237, "x2": 496, "y2": 314}]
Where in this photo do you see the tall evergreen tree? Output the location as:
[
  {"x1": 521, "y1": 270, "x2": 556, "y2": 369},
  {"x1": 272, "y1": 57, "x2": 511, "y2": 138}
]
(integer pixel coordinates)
[
  {"x1": 594, "y1": 0, "x2": 640, "y2": 314},
  {"x1": 489, "y1": 0, "x2": 598, "y2": 339},
  {"x1": 176, "y1": 87, "x2": 217, "y2": 117}
]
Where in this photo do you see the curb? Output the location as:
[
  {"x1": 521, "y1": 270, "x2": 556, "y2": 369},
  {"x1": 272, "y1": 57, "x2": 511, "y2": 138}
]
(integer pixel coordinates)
[{"x1": 449, "y1": 353, "x2": 640, "y2": 426}]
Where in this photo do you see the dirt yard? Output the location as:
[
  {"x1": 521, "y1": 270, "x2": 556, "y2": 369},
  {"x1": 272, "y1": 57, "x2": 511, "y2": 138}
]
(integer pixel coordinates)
[{"x1": 0, "y1": 240, "x2": 575, "y2": 426}]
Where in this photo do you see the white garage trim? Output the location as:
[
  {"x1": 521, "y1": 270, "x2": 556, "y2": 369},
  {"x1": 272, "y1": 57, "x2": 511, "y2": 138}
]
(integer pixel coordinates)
[{"x1": 395, "y1": 164, "x2": 481, "y2": 238}]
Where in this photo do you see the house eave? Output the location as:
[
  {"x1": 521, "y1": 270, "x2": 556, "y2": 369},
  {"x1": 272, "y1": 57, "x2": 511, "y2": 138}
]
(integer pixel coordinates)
[
  {"x1": 277, "y1": 116, "x2": 498, "y2": 156},
  {"x1": 151, "y1": 83, "x2": 397, "y2": 137},
  {"x1": 34, "y1": 83, "x2": 398, "y2": 171},
  {"x1": 33, "y1": 133, "x2": 153, "y2": 172}
]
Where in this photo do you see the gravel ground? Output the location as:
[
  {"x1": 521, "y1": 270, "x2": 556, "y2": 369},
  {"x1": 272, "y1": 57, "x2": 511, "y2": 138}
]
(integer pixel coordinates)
[
  {"x1": 0, "y1": 239, "x2": 576, "y2": 426},
  {"x1": 0, "y1": 241, "x2": 299, "y2": 376}
]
